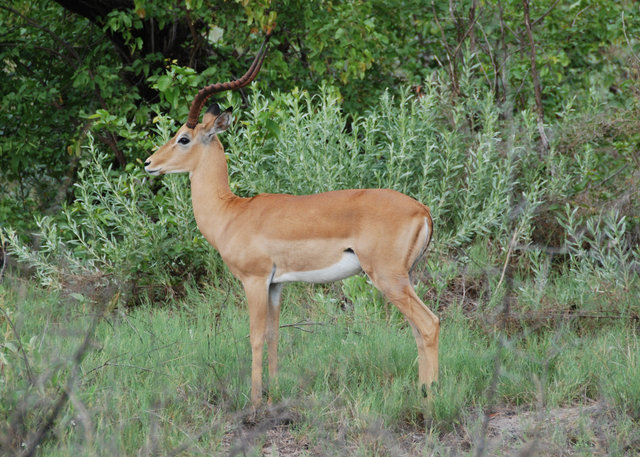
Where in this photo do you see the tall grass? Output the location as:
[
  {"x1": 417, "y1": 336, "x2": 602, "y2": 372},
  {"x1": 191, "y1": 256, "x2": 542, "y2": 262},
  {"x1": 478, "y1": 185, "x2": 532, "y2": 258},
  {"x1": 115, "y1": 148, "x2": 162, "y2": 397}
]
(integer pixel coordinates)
[{"x1": 1, "y1": 274, "x2": 638, "y2": 455}]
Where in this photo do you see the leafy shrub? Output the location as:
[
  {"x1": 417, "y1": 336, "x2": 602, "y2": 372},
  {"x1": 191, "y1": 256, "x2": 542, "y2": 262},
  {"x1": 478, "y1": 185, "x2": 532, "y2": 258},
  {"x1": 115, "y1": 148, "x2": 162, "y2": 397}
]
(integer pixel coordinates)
[
  {"x1": 560, "y1": 205, "x2": 639, "y2": 290},
  {"x1": 229, "y1": 79, "x2": 545, "y2": 247},
  {"x1": 4, "y1": 129, "x2": 221, "y2": 303}
]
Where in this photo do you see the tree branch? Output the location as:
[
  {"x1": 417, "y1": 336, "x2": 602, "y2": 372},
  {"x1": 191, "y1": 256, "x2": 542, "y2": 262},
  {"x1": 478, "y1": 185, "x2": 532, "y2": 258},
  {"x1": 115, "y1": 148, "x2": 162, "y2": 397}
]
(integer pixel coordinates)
[
  {"x1": 0, "y1": 303, "x2": 34, "y2": 385},
  {"x1": 0, "y1": 4, "x2": 81, "y2": 62},
  {"x1": 18, "y1": 313, "x2": 102, "y2": 457},
  {"x1": 432, "y1": 1, "x2": 460, "y2": 98},
  {"x1": 522, "y1": 0, "x2": 549, "y2": 155},
  {"x1": 532, "y1": 0, "x2": 561, "y2": 28}
]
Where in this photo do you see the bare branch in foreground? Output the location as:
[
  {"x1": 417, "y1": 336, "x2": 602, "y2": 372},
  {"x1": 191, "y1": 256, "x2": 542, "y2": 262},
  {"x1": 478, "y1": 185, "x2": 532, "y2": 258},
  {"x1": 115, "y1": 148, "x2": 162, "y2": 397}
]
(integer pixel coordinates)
[{"x1": 18, "y1": 312, "x2": 102, "y2": 457}]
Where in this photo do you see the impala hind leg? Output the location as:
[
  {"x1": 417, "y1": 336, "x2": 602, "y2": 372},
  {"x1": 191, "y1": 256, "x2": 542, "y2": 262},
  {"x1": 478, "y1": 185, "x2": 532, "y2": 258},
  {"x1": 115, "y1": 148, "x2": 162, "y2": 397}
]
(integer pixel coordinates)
[
  {"x1": 243, "y1": 279, "x2": 269, "y2": 407},
  {"x1": 370, "y1": 273, "x2": 439, "y2": 394},
  {"x1": 406, "y1": 287, "x2": 439, "y2": 391},
  {"x1": 266, "y1": 283, "x2": 283, "y2": 403}
]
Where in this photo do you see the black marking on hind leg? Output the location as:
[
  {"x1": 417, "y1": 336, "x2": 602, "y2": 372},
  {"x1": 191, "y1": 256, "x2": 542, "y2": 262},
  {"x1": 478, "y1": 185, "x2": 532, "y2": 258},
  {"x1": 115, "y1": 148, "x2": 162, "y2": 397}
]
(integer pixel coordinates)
[
  {"x1": 268, "y1": 264, "x2": 277, "y2": 286},
  {"x1": 409, "y1": 228, "x2": 431, "y2": 284},
  {"x1": 404, "y1": 224, "x2": 423, "y2": 270},
  {"x1": 411, "y1": 238, "x2": 429, "y2": 270}
]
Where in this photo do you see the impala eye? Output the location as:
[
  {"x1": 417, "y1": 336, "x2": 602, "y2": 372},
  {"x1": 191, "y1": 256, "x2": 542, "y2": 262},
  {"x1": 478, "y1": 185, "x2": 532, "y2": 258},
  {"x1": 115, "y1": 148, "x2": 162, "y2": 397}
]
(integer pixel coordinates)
[{"x1": 178, "y1": 136, "x2": 190, "y2": 145}]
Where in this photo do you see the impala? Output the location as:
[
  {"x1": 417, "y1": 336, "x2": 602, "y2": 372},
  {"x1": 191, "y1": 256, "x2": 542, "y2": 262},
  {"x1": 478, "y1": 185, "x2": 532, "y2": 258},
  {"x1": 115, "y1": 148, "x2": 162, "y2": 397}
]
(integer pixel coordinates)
[{"x1": 144, "y1": 35, "x2": 439, "y2": 406}]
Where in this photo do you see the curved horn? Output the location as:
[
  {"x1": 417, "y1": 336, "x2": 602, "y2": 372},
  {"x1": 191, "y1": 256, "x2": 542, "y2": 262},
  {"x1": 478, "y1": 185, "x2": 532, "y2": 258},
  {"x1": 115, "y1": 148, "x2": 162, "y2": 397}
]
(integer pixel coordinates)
[{"x1": 185, "y1": 33, "x2": 271, "y2": 129}]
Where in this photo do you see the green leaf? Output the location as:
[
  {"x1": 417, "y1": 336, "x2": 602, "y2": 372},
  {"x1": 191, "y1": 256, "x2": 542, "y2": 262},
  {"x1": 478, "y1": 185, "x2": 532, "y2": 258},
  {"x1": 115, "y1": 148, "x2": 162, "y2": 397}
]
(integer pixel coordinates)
[
  {"x1": 2, "y1": 342, "x2": 17, "y2": 353},
  {"x1": 156, "y1": 75, "x2": 172, "y2": 92}
]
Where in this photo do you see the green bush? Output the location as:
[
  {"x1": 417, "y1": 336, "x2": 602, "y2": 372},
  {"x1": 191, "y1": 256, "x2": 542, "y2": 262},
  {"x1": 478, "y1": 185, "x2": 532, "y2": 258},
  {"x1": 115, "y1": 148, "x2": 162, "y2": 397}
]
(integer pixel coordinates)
[{"x1": 4, "y1": 129, "x2": 222, "y2": 303}]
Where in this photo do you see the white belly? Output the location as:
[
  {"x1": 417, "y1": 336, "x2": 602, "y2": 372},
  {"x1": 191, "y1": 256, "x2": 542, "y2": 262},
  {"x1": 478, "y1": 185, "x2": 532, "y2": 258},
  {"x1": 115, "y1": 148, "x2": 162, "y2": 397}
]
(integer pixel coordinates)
[{"x1": 272, "y1": 251, "x2": 362, "y2": 284}]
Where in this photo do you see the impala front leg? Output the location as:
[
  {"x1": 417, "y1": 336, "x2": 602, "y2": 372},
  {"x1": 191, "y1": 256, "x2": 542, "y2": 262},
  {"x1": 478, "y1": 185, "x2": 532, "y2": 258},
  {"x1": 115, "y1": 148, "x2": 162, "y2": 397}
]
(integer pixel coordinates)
[
  {"x1": 266, "y1": 283, "x2": 283, "y2": 403},
  {"x1": 243, "y1": 278, "x2": 269, "y2": 407}
]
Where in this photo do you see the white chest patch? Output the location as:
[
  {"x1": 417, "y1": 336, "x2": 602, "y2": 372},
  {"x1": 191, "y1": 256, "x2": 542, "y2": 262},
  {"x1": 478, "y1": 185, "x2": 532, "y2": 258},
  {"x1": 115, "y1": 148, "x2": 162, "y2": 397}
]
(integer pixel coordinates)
[{"x1": 272, "y1": 251, "x2": 362, "y2": 284}]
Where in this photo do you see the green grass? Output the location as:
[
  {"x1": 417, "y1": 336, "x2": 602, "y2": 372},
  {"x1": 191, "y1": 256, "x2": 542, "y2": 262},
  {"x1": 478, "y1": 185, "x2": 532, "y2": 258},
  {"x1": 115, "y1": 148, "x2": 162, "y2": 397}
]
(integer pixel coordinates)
[{"x1": 2, "y1": 267, "x2": 639, "y2": 456}]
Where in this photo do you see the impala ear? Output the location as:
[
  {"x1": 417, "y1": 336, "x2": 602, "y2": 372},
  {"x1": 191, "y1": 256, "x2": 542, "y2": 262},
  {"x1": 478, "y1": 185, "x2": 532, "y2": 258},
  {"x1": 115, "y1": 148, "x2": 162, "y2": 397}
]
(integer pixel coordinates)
[
  {"x1": 201, "y1": 103, "x2": 221, "y2": 126},
  {"x1": 203, "y1": 107, "x2": 233, "y2": 138},
  {"x1": 207, "y1": 103, "x2": 222, "y2": 116}
]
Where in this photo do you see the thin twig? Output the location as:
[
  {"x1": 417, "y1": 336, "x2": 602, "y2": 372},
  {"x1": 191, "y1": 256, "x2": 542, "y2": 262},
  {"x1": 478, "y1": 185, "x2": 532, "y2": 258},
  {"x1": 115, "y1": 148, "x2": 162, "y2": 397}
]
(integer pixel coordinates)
[
  {"x1": 0, "y1": 237, "x2": 7, "y2": 282},
  {"x1": 0, "y1": 4, "x2": 81, "y2": 61},
  {"x1": 522, "y1": 0, "x2": 549, "y2": 155},
  {"x1": 497, "y1": 0, "x2": 509, "y2": 103},
  {"x1": 68, "y1": 390, "x2": 94, "y2": 448},
  {"x1": 279, "y1": 321, "x2": 324, "y2": 329},
  {"x1": 0, "y1": 300, "x2": 34, "y2": 385},
  {"x1": 571, "y1": 5, "x2": 591, "y2": 28},
  {"x1": 96, "y1": 362, "x2": 170, "y2": 376},
  {"x1": 622, "y1": 12, "x2": 640, "y2": 65},
  {"x1": 82, "y1": 341, "x2": 180, "y2": 378},
  {"x1": 600, "y1": 164, "x2": 627, "y2": 186},
  {"x1": 511, "y1": 311, "x2": 640, "y2": 322},
  {"x1": 531, "y1": 0, "x2": 561, "y2": 27},
  {"x1": 496, "y1": 227, "x2": 519, "y2": 291},
  {"x1": 451, "y1": 10, "x2": 481, "y2": 58},
  {"x1": 476, "y1": 22, "x2": 497, "y2": 92},
  {"x1": 432, "y1": 1, "x2": 460, "y2": 98},
  {"x1": 19, "y1": 312, "x2": 102, "y2": 457},
  {"x1": 475, "y1": 244, "x2": 514, "y2": 457}
]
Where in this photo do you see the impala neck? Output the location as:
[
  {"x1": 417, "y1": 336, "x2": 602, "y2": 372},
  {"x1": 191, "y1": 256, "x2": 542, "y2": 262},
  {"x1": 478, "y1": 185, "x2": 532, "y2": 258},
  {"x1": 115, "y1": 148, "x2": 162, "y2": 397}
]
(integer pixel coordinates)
[
  {"x1": 191, "y1": 136, "x2": 234, "y2": 194},
  {"x1": 189, "y1": 138, "x2": 238, "y2": 247}
]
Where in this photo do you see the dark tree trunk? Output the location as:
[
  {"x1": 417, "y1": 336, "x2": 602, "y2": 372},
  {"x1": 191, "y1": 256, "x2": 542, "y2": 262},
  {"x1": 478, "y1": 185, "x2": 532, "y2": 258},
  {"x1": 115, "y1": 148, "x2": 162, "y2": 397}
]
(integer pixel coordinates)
[
  {"x1": 53, "y1": 0, "x2": 207, "y2": 101},
  {"x1": 51, "y1": 0, "x2": 246, "y2": 167}
]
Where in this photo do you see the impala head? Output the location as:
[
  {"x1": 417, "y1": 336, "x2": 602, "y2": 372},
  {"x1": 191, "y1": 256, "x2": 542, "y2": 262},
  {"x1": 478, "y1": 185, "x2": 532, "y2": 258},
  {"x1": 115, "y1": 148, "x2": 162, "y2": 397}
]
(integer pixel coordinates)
[
  {"x1": 144, "y1": 105, "x2": 233, "y2": 175},
  {"x1": 144, "y1": 33, "x2": 271, "y2": 176}
]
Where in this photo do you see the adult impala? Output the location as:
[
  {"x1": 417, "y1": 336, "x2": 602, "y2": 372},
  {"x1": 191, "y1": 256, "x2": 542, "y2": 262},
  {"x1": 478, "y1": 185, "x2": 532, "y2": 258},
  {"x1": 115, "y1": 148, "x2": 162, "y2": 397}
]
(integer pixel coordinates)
[{"x1": 144, "y1": 35, "x2": 439, "y2": 406}]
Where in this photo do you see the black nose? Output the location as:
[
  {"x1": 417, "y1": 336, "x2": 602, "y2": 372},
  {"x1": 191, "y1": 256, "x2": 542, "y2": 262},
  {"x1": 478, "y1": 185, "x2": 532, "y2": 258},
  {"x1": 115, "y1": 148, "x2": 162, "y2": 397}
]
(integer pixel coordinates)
[{"x1": 144, "y1": 160, "x2": 151, "y2": 166}]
